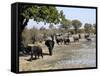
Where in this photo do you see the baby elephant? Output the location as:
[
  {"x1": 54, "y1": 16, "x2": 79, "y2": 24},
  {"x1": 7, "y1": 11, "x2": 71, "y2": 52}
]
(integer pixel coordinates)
[{"x1": 30, "y1": 46, "x2": 43, "y2": 61}]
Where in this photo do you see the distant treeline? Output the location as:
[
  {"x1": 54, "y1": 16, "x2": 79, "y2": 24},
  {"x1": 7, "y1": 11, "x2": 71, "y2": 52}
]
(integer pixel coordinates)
[{"x1": 21, "y1": 23, "x2": 96, "y2": 47}]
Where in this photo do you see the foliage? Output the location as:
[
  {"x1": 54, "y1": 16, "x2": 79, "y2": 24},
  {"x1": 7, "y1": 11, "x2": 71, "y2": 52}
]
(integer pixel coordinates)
[
  {"x1": 19, "y1": 5, "x2": 60, "y2": 29},
  {"x1": 59, "y1": 10, "x2": 65, "y2": 22},
  {"x1": 84, "y1": 23, "x2": 92, "y2": 33},
  {"x1": 78, "y1": 29, "x2": 85, "y2": 33},
  {"x1": 60, "y1": 19, "x2": 72, "y2": 30},
  {"x1": 93, "y1": 24, "x2": 96, "y2": 34},
  {"x1": 72, "y1": 19, "x2": 82, "y2": 33}
]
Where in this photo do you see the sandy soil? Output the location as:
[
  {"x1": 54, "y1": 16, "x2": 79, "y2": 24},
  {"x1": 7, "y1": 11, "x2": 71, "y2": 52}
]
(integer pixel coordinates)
[{"x1": 19, "y1": 38, "x2": 96, "y2": 71}]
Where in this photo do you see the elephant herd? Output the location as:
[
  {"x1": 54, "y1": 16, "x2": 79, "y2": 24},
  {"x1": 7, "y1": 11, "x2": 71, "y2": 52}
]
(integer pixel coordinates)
[
  {"x1": 55, "y1": 33, "x2": 92, "y2": 45},
  {"x1": 55, "y1": 33, "x2": 80, "y2": 45},
  {"x1": 20, "y1": 33, "x2": 92, "y2": 61}
]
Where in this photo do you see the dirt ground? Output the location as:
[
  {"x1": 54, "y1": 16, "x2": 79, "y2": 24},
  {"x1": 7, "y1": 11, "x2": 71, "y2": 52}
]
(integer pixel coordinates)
[{"x1": 19, "y1": 38, "x2": 96, "y2": 72}]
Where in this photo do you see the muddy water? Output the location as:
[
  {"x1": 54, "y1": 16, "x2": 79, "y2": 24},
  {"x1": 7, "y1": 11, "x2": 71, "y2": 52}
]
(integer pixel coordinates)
[{"x1": 55, "y1": 38, "x2": 96, "y2": 68}]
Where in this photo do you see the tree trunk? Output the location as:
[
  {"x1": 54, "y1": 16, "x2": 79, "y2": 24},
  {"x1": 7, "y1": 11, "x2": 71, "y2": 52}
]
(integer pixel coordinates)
[
  {"x1": 75, "y1": 28, "x2": 77, "y2": 34},
  {"x1": 18, "y1": 16, "x2": 29, "y2": 53},
  {"x1": 20, "y1": 19, "x2": 29, "y2": 34}
]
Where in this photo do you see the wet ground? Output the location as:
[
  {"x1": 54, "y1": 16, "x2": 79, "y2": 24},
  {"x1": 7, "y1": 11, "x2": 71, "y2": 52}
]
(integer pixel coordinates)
[{"x1": 19, "y1": 38, "x2": 96, "y2": 71}]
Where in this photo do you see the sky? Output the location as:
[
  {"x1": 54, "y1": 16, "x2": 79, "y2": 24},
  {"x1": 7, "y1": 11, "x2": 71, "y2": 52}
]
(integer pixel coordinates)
[{"x1": 26, "y1": 6, "x2": 96, "y2": 29}]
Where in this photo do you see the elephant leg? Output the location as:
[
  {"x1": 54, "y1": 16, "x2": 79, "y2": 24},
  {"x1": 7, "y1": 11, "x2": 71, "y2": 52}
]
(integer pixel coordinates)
[
  {"x1": 49, "y1": 47, "x2": 52, "y2": 56},
  {"x1": 37, "y1": 53, "x2": 40, "y2": 59},
  {"x1": 30, "y1": 47, "x2": 34, "y2": 61},
  {"x1": 34, "y1": 53, "x2": 37, "y2": 59},
  {"x1": 41, "y1": 53, "x2": 43, "y2": 58},
  {"x1": 30, "y1": 53, "x2": 33, "y2": 61}
]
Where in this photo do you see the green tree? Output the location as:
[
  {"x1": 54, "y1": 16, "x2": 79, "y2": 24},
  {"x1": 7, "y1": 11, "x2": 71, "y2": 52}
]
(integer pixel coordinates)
[
  {"x1": 93, "y1": 24, "x2": 96, "y2": 34},
  {"x1": 84, "y1": 23, "x2": 92, "y2": 33},
  {"x1": 59, "y1": 10, "x2": 65, "y2": 22},
  {"x1": 19, "y1": 5, "x2": 60, "y2": 33},
  {"x1": 19, "y1": 5, "x2": 62, "y2": 49},
  {"x1": 60, "y1": 19, "x2": 71, "y2": 30},
  {"x1": 93, "y1": 24, "x2": 96, "y2": 29},
  {"x1": 72, "y1": 19, "x2": 82, "y2": 33},
  {"x1": 59, "y1": 10, "x2": 72, "y2": 33}
]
